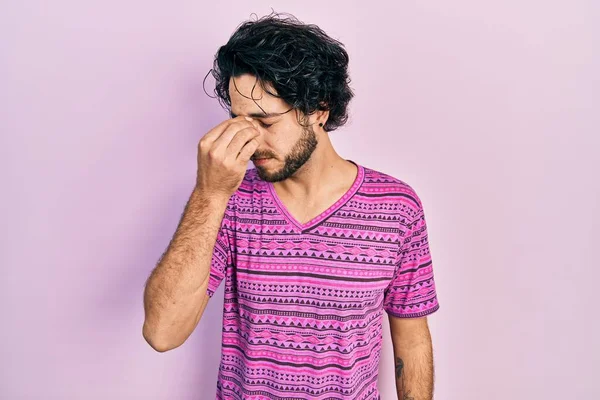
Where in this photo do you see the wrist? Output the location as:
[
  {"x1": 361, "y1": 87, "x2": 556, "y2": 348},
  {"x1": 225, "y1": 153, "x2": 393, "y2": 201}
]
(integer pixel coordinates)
[{"x1": 191, "y1": 186, "x2": 230, "y2": 209}]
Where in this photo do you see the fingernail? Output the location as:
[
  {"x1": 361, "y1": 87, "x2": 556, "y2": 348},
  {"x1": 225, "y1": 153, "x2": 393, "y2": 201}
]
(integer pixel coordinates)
[{"x1": 244, "y1": 117, "x2": 253, "y2": 121}]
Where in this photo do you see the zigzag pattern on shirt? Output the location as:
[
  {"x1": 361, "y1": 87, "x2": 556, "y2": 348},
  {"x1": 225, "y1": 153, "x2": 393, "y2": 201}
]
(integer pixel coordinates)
[{"x1": 209, "y1": 163, "x2": 439, "y2": 400}]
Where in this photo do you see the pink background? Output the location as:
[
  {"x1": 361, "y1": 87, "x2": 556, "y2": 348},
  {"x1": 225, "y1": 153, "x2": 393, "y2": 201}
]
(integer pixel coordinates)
[{"x1": 2, "y1": 1, "x2": 598, "y2": 399}]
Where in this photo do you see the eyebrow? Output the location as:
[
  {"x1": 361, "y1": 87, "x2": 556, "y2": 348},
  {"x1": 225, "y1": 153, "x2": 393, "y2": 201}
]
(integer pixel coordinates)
[{"x1": 230, "y1": 111, "x2": 281, "y2": 119}]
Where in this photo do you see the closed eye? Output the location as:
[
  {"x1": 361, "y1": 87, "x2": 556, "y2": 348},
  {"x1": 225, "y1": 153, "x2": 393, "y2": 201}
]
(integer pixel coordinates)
[{"x1": 229, "y1": 112, "x2": 275, "y2": 128}]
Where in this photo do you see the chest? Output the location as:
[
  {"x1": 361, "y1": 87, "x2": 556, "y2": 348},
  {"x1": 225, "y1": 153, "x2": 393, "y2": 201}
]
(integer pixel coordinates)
[{"x1": 229, "y1": 218, "x2": 401, "y2": 313}]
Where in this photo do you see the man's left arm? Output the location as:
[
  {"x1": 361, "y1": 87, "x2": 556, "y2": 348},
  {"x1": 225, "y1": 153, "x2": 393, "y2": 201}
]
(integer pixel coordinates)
[{"x1": 388, "y1": 314, "x2": 434, "y2": 400}]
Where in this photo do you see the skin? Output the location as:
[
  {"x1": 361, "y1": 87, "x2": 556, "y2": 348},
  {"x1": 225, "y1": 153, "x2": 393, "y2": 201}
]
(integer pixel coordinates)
[
  {"x1": 390, "y1": 315, "x2": 435, "y2": 400},
  {"x1": 142, "y1": 112, "x2": 261, "y2": 352}
]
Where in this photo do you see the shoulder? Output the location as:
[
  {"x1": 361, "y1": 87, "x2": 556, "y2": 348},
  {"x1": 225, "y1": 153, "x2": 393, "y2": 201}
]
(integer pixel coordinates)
[
  {"x1": 360, "y1": 164, "x2": 424, "y2": 219},
  {"x1": 237, "y1": 168, "x2": 263, "y2": 192},
  {"x1": 222, "y1": 168, "x2": 264, "y2": 219},
  {"x1": 228, "y1": 167, "x2": 264, "y2": 203}
]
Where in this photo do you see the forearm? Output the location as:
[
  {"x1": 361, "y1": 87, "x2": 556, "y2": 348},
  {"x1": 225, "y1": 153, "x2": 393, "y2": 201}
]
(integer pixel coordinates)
[
  {"x1": 392, "y1": 330, "x2": 434, "y2": 400},
  {"x1": 142, "y1": 187, "x2": 229, "y2": 351}
]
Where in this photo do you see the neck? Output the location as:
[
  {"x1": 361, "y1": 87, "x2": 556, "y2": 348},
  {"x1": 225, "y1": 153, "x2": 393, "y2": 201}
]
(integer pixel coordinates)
[{"x1": 273, "y1": 134, "x2": 357, "y2": 198}]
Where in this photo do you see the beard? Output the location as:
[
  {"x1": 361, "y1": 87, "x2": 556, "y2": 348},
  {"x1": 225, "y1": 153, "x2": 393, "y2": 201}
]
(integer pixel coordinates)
[{"x1": 252, "y1": 124, "x2": 318, "y2": 183}]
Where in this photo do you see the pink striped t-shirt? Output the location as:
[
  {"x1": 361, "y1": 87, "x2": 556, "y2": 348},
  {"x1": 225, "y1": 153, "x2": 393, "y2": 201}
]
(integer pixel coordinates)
[{"x1": 207, "y1": 161, "x2": 439, "y2": 400}]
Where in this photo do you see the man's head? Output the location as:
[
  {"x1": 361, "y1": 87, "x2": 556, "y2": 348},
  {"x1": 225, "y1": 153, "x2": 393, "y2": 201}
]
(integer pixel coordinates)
[{"x1": 208, "y1": 13, "x2": 354, "y2": 182}]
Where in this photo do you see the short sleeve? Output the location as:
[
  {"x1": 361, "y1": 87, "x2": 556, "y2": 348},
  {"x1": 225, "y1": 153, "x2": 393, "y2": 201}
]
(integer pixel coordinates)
[
  {"x1": 383, "y1": 196, "x2": 440, "y2": 318},
  {"x1": 206, "y1": 196, "x2": 235, "y2": 298}
]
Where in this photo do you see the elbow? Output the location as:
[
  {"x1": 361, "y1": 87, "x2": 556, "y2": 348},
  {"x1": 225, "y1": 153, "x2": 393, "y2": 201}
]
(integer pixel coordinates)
[{"x1": 142, "y1": 322, "x2": 183, "y2": 353}]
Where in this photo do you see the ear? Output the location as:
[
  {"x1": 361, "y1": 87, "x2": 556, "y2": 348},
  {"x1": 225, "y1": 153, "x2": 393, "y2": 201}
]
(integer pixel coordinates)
[{"x1": 314, "y1": 102, "x2": 330, "y2": 127}]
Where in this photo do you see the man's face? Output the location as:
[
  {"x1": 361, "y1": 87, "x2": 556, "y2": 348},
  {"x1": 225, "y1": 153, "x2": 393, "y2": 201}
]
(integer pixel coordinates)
[{"x1": 229, "y1": 74, "x2": 318, "y2": 183}]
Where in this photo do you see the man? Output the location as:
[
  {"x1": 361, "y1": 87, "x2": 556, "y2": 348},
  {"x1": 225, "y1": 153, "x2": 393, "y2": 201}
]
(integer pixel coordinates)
[{"x1": 143, "y1": 13, "x2": 440, "y2": 400}]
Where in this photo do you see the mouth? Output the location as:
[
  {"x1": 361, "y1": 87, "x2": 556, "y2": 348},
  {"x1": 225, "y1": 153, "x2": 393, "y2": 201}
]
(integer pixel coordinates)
[{"x1": 253, "y1": 158, "x2": 271, "y2": 166}]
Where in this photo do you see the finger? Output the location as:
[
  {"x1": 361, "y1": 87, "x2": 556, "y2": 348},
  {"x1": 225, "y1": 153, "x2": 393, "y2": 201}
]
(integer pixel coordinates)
[
  {"x1": 237, "y1": 138, "x2": 260, "y2": 163},
  {"x1": 202, "y1": 116, "x2": 250, "y2": 144},
  {"x1": 213, "y1": 120, "x2": 258, "y2": 151},
  {"x1": 226, "y1": 126, "x2": 261, "y2": 158}
]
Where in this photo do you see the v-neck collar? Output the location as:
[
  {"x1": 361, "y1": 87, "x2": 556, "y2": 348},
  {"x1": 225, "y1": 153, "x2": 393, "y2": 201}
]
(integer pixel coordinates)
[{"x1": 266, "y1": 160, "x2": 365, "y2": 234}]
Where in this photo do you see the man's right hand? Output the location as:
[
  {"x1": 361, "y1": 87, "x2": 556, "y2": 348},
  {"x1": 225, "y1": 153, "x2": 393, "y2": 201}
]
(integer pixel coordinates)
[{"x1": 196, "y1": 116, "x2": 261, "y2": 199}]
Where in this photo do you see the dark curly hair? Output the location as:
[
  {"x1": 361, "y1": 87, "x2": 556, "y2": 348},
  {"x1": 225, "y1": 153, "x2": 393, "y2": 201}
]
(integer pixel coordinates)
[{"x1": 205, "y1": 12, "x2": 354, "y2": 132}]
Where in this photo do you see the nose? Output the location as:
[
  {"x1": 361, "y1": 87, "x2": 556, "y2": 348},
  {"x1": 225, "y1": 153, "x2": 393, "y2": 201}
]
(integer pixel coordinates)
[{"x1": 250, "y1": 122, "x2": 266, "y2": 144}]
